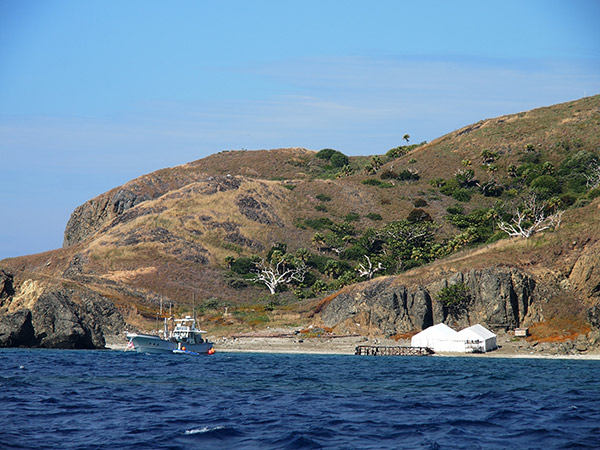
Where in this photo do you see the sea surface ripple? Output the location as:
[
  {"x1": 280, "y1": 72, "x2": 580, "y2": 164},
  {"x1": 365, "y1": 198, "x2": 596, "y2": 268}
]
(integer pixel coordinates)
[{"x1": 1, "y1": 349, "x2": 599, "y2": 449}]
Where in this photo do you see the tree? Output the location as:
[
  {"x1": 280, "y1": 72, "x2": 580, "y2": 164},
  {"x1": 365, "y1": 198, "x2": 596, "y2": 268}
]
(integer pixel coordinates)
[
  {"x1": 251, "y1": 254, "x2": 307, "y2": 295},
  {"x1": 436, "y1": 283, "x2": 471, "y2": 316},
  {"x1": 371, "y1": 155, "x2": 383, "y2": 171},
  {"x1": 585, "y1": 162, "x2": 600, "y2": 189},
  {"x1": 403, "y1": 134, "x2": 410, "y2": 144},
  {"x1": 480, "y1": 149, "x2": 498, "y2": 165},
  {"x1": 356, "y1": 255, "x2": 384, "y2": 279},
  {"x1": 336, "y1": 165, "x2": 353, "y2": 178},
  {"x1": 497, "y1": 194, "x2": 563, "y2": 238}
]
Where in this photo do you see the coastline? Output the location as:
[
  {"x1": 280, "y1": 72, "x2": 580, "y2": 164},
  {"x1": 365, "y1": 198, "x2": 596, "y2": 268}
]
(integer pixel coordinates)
[{"x1": 107, "y1": 333, "x2": 600, "y2": 360}]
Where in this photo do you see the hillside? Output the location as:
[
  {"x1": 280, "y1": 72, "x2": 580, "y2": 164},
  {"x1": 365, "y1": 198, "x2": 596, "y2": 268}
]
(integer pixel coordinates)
[{"x1": 1, "y1": 96, "x2": 599, "y2": 349}]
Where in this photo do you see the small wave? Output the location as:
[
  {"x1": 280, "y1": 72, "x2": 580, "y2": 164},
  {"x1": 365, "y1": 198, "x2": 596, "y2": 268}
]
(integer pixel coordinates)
[{"x1": 184, "y1": 426, "x2": 225, "y2": 435}]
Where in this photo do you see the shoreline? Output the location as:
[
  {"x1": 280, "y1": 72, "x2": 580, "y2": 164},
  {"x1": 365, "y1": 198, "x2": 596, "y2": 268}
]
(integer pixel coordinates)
[{"x1": 107, "y1": 334, "x2": 600, "y2": 360}]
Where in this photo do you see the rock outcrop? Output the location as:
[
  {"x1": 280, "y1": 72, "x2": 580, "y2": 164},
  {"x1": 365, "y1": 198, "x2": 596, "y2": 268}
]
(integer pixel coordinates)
[
  {"x1": 32, "y1": 288, "x2": 124, "y2": 348},
  {"x1": 0, "y1": 309, "x2": 35, "y2": 347},
  {"x1": 62, "y1": 173, "x2": 246, "y2": 247},
  {"x1": 0, "y1": 270, "x2": 14, "y2": 299},
  {"x1": 320, "y1": 267, "x2": 536, "y2": 335},
  {"x1": 0, "y1": 274, "x2": 125, "y2": 349}
]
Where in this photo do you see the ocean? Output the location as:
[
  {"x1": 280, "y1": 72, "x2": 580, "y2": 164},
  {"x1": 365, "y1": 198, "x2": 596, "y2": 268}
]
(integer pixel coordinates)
[{"x1": 1, "y1": 349, "x2": 599, "y2": 450}]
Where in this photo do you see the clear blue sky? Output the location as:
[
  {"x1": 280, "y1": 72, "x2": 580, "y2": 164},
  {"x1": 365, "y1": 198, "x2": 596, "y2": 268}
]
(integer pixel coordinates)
[{"x1": 1, "y1": 0, "x2": 599, "y2": 258}]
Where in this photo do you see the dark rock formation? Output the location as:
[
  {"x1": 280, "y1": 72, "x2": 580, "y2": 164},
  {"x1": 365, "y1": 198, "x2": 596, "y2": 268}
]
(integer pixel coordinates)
[
  {"x1": 0, "y1": 309, "x2": 35, "y2": 347},
  {"x1": 320, "y1": 267, "x2": 536, "y2": 335},
  {"x1": 0, "y1": 282, "x2": 125, "y2": 349},
  {"x1": 32, "y1": 288, "x2": 125, "y2": 349},
  {"x1": 236, "y1": 195, "x2": 283, "y2": 226},
  {"x1": 0, "y1": 270, "x2": 15, "y2": 299}
]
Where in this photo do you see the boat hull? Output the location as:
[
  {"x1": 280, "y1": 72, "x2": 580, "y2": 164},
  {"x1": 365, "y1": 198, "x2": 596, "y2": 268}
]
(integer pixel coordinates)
[{"x1": 128, "y1": 334, "x2": 214, "y2": 354}]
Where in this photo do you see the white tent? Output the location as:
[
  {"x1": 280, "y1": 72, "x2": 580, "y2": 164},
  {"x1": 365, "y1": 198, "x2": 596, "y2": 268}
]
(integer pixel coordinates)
[
  {"x1": 411, "y1": 323, "x2": 465, "y2": 353},
  {"x1": 456, "y1": 324, "x2": 497, "y2": 353}
]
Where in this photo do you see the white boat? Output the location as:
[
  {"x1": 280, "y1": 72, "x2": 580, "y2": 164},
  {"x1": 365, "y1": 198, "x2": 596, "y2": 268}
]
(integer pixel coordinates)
[{"x1": 127, "y1": 316, "x2": 214, "y2": 355}]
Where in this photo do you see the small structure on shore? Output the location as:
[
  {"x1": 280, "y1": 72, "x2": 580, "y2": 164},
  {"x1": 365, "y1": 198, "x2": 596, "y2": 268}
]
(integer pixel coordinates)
[
  {"x1": 457, "y1": 324, "x2": 497, "y2": 353},
  {"x1": 411, "y1": 323, "x2": 498, "y2": 353},
  {"x1": 411, "y1": 323, "x2": 463, "y2": 352}
]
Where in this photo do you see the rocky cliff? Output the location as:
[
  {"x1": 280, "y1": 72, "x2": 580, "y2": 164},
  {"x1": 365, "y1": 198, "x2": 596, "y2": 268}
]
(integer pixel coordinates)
[
  {"x1": 319, "y1": 267, "x2": 538, "y2": 335},
  {"x1": 0, "y1": 273, "x2": 125, "y2": 349}
]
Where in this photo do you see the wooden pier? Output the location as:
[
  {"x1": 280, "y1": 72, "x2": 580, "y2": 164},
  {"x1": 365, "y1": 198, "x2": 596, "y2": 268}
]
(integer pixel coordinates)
[{"x1": 354, "y1": 345, "x2": 434, "y2": 356}]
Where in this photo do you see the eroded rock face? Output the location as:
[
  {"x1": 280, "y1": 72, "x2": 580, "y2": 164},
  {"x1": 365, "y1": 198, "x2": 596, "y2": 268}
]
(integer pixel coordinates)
[
  {"x1": 0, "y1": 281, "x2": 125, "y2": 349},
  {"x1": 320, "y1": 267, "x2": 536, "y2": 334},
  {"x1": 32, "y1": 288, "x2": 124, "y2": 349},
  {"x1": 0, "y1": 270, "x2": 15, "y2": 299},
  {"x1": 0, "y1": 309, "x2": 35, "y2": 347}
]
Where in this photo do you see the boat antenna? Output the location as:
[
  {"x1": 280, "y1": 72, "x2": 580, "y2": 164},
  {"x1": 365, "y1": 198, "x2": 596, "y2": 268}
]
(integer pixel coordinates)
[{"x1": 193, "y1": 292, "x2": 196, "y2": 321}]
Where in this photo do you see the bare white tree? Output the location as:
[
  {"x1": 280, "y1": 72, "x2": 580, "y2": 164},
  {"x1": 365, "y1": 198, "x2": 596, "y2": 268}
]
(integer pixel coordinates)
[
  {"x1": 497, "y1": 194, "x2": 563, "y2": 239},
  {"x1": 356, "y1": 255, "x2": 384, "y2": 279},
  {"x1": 585, "y1": 162, "x2": 600, "y2": 189},
  {"x1": 252, "y1": 258, "x2": 306, "y2": 294}
]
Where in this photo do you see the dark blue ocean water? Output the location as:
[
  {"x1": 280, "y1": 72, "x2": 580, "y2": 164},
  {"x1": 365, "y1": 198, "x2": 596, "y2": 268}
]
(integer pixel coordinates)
[{"x1": 1, "y1": 350, "x2": 599, "y2": 450}]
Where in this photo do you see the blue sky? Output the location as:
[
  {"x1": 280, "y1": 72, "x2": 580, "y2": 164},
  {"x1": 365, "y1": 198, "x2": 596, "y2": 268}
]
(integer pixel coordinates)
[{"x1": 1, "y1": 0, "x2": 599, "y2": 258}]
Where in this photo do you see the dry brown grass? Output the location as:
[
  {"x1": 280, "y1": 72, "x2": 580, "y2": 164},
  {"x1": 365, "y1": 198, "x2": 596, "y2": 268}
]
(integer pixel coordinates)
[{"x1": 527, "y1": 318, "x2": 591, "y2": 343}]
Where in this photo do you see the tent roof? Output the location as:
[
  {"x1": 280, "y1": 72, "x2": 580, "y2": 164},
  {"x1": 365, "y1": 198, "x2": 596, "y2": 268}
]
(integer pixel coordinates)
[
  {"x1": 457, "y1": 324, "x2": 496, "y2": 340},
  {"x1": 413, "y1": 323, "x2": 458, "y2": 339}
]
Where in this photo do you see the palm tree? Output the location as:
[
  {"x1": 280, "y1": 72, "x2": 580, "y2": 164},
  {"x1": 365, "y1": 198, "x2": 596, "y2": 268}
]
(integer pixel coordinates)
[{"x1": 403, "y1": 134, "x2": 410, "y2": 144}]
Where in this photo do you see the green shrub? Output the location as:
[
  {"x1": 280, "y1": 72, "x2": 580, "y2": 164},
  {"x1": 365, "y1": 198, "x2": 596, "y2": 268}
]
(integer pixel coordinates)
[
  {"x1": 530, "y1": 175, "x2": 561, "y2": 199},
  {"x1": 479, "y1": 180, "x2": 504, "y2": 197},
  {"x1": 413, "y1": 198, "x2": 428, "y2": 207},
  {"x1": 316, "y1": 193, "x2": 332, "y2": 202},
  {"x1": 315, "y1": 148, "x2": 349, "y2": 168},
  {"x1": 407, "y1": 208, "x2": 432, "y2": 223},
  {"x1": 559, "y1": 194, "x2": 577, "y2": 207},
  {"x1": 446, "y1": 204, "x2": 464, "y2": 215},
  {"x1": 439, "y1": 178, "x2": 460, "y2": 196},
  {"x1": 452, "y1": 188, "x2": 472, "y2": 202},
  {"x1": 330, "y1": 152, "x2": 349, "y2": 168},
  {"x1": 397, "y1": 169, "x2": 420, "y2": 181},
  {"x1": 436, "y1": 283, "x2": 471, "y2": 315},
  {"x1": 588, "y1": 188, "x2": 600, "y2": 200},
  {"x1": 307, "y1": 254, "x2": 335, "y2": 273},
  {"x1": 315, "y1": 204, "x2": 327, "y2": 212},
  {"x1": 380, "y1": 170, "x2": 398, "y2": 180},
  {"x1": 283, "y1": 184, "x2": 296, "y2": 190},
  {"x1": 519, "y1": 152, "x2": 541, "y2": 164},
  {"x1": 386, "y1": 146, "x2": 409, "y2": 159},
  {"x1": 230, "y1": 257, "x2": 256, "y2": 274},
  {"x1": 366, "y1": 212, "x2": 383, "y2": 221},
  {"x1": 344, "y1": 212, "x2": 360, "y2": 222},
  {"x1": 304, "y1": 217, "x2": 334, "y2": 230},
  {"x1": 362, "y1": 178, "x2": 383, "y2": 186},
  {"x1": 558, "y1": 150, "x2": 599, "y2": 194},
  {"x1": 316, "y1": 148, "x2": 337, "y2": 160}
]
